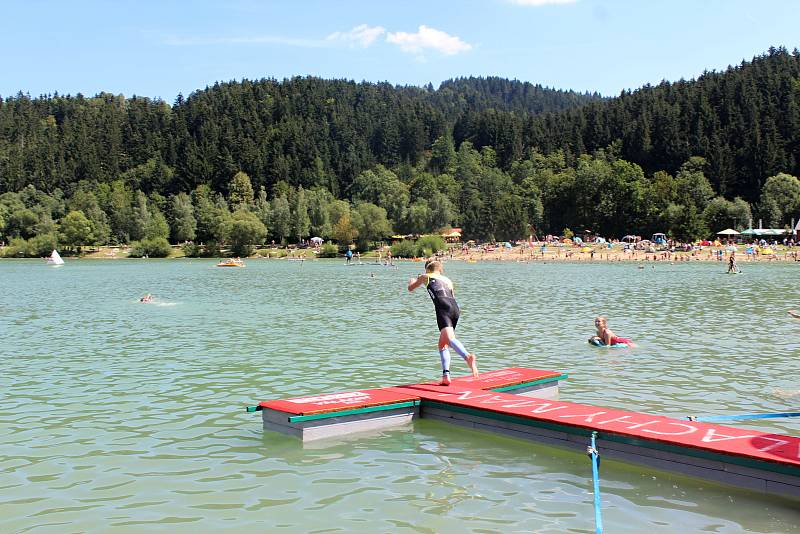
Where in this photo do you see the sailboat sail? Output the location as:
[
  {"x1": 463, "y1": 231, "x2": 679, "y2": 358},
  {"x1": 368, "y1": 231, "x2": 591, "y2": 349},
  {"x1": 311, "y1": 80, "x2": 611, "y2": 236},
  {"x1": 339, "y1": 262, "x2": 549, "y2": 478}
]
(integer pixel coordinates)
[{"x1": 47, "y1": 250, "x2": 65, "y2": 265}]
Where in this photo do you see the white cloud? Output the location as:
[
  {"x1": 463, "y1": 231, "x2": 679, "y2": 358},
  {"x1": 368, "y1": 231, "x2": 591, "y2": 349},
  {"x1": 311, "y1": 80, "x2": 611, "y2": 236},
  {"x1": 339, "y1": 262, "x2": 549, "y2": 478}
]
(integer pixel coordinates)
[
  {"x1": 508, "y1": 0, "x2": 577, "y2": 6},
  {"x1": 386, "y1": 25, "x2": 472, "y2": 57},
  {"x1": 326, "y1": 24, "x2": 386, "y2": 48}
]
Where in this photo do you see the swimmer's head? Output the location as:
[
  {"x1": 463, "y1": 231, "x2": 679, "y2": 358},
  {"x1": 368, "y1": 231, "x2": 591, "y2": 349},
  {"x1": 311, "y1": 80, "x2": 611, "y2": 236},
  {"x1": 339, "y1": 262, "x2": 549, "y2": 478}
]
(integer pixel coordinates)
[
  {"x1": 425, "y1": 259, "x2": 443, "y2": 273},
  {"x1": 594, "y1": 316, "x2": 607, "y2": 328}
]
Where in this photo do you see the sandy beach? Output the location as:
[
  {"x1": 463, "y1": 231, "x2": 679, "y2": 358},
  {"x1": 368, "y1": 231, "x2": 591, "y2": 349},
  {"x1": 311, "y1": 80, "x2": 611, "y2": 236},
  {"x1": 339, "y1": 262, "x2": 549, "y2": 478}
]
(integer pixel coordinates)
[
  {"x1": 60, "y1": 242, "x2": 800, "y2": 264},
  {"x1": 443, "y1": 243, "x2": 800, "y2": 264}
]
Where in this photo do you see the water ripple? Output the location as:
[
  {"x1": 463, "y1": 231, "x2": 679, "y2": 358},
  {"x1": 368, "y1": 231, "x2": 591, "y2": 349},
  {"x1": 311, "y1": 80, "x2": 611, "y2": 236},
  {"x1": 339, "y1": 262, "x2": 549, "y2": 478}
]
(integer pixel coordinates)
[{"x1": 1, "y1": 259, "x2": 799, "y2": 532}]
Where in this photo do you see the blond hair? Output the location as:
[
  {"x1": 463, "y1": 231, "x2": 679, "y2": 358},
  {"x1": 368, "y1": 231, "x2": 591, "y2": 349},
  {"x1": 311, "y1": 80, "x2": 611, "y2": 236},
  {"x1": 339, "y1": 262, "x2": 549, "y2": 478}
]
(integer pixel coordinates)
[{"x1": 425, "y1": 259, "x2": 442, "y2": 273}]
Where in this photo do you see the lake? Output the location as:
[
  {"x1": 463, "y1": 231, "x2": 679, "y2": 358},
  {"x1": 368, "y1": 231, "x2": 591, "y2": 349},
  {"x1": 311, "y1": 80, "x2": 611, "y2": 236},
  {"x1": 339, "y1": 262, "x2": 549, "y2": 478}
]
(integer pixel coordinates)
[{"x1": 1, "y1": 258, "x2": 799, "y2": 533}]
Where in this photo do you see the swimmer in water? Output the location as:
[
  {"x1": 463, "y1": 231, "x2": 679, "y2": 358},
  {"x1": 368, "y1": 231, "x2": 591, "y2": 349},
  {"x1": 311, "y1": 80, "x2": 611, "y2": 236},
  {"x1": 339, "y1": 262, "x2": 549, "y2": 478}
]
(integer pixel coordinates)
[
  {"x1": 408, "y1": 259, "x2": 479, "y2": 385},
  {"x1": 590, "y1": 316, "x2": 636, "y2": 347},
  {"x1": 788, "y1": 310, "x2": 800, "y2": 319},
  {"x1": 139, "y1": 293, "x2": 153, "y2": 303}
]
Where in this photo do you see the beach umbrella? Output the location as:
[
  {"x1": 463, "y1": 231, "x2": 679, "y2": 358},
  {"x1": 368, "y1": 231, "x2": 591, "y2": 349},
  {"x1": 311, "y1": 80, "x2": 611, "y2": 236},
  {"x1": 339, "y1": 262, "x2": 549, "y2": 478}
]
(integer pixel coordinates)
[
  {"x1": 716, "y1": 228, "x2": 740, "y2": 235},
  {"x1": 310, "y1": 236, "x2": 324, "y2": 243}
]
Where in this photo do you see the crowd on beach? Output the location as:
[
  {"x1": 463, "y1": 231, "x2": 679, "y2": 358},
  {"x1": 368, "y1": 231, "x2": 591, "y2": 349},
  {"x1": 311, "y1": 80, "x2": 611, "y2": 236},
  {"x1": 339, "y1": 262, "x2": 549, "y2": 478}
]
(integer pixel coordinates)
[{"x1": 447, "y1": 235, "x2": 800, "y2": 263}]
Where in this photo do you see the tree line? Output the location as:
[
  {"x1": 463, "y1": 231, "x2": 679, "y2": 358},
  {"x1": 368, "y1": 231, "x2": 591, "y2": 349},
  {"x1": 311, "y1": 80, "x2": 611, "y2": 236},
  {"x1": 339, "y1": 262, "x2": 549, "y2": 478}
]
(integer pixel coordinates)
[{"x1": 1, "y1": 47, "x2": 799, "y2": 256}]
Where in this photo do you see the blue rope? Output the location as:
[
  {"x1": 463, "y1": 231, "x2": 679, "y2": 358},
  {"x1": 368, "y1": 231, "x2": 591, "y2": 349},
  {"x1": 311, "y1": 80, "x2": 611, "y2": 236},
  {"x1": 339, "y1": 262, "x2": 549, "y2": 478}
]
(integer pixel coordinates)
[
  {"x1": 687, "y1": 412, "x2": 800, "y2": 423},
  {"x1": 587, "y1": 431, "x2": 604, "y2": 534}
]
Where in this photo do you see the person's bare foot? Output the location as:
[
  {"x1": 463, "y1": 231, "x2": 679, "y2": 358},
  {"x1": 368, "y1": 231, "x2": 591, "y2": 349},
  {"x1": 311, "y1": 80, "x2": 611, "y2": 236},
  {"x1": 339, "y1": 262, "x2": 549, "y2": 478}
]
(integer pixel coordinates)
[
  {"x1": 466, "y1": 354, "x2": 479, "y2": 378},
  {"x1": 439, "y1": 373, "x2": 451, "y2": 386}
]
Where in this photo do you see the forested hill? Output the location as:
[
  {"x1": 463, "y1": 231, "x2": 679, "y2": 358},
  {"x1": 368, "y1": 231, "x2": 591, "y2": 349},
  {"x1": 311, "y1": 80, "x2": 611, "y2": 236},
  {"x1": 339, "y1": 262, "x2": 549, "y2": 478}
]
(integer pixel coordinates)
[
  {"x1": 434, "y1": 77, "x2": 602, "y2": 115},
  {"x1": 0, "y1": 76, "x2": 599, "y2": 196},
  {"x1": 1, "y1": 47, "x2": 800, "y2": 255},
  {"x1": 522, "y1": 46, "x2": 800, "y2": 202}
]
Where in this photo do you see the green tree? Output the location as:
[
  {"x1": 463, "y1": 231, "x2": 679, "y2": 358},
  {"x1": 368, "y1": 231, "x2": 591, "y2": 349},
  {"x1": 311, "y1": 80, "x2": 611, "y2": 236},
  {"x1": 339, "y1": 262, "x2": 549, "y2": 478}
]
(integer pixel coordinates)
[
  {"x1": 430, "y1": 134, "x2": 456, "y2": 174},
  {"x1": 119, "y1": 158, "x2": 175, "y2": 193},
  {"x1": 351, "y1": 165, "x2": 409, "y2": 226},
  {"x1": 68, "y1": 188, "x2": 110, "y2": 244},
  {"x1": 307, "y1": 188, "x2": 333, "y2": 238},
  {"x1": 27, "y1": 232, "x2": 60, "y2": 257},
  {"x1": 703, "y1": 196, "x2": 753, "y2": 233},
  {"x1": 675, "y1": 157, "x2": 714, "y2": 212},
  {"x1": 254, "y1": 187, "x2": 270, "y2": 228},
  {"x1": 129, "y1": 238, "x2": 172, "y2": 258},
  {"x1": 415, "y1": 234, "x2": 446, "y2": 256},
  {"x1": 60, "y1": 210, "x2": 94, "y2": 252},
  {"x1": 291, "y1": 186, "x2": 311, "y2": 242},
  {"x1": 758, "y1": 173, "x2": 800, "y2": 226},
  {"x1": 494, "y1": 192, "x2": 527, "y2": 241},
  {"x1": 270, "y1": 195, "x2": 292, "y2": 243},
  {"x1": 229, "y1": 171, "x2": 255, "y2": 209},
  {"x1": 144, "y1": 206, "x2": 170, "y2": 240},
  {"x1": 193, "y1": 186, "x2": 220, "y2": 243},
  {"x1": 404, "y1": 200, "x2": 432, "y2": 235},
  {"x1": 170, "y1": 192, "x2": 197, "y2": 242},
  {"x1": 222, "y1": 209, "x2": 267, "y2": 256},
  {"x1": 351, "y1": 202, "x2": 392, "y2": 249},
  {"x1": 332, "y1": 214, "x2": 358, "y2": 245},
  {"x1": 104, "y1": 181, "x2": 135, "y2": 243},
  {"x1": 5, "y1": 208, "x2": 39, "y2": 239}
]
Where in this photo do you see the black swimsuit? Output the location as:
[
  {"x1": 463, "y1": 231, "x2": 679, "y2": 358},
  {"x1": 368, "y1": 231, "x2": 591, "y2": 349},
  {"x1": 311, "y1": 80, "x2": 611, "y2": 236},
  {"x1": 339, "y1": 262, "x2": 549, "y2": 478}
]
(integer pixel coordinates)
[{"x1": 426, "y1": 274, "x2": 460, "y2": 330}]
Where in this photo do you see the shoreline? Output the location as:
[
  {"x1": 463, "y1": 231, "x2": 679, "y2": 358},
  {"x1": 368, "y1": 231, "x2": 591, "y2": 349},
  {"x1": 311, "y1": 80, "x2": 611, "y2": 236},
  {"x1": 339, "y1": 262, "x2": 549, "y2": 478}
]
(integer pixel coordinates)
[{"x1": 4, "y1": 244, "x2": 799, "y2": 264}]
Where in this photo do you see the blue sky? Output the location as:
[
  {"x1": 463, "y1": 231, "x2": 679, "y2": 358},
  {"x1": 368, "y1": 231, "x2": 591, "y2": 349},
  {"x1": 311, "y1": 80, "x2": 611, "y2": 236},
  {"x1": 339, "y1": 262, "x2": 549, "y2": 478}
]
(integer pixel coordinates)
[{"x1": 2, "y1": 0, "x2": 799, "y2": 101}]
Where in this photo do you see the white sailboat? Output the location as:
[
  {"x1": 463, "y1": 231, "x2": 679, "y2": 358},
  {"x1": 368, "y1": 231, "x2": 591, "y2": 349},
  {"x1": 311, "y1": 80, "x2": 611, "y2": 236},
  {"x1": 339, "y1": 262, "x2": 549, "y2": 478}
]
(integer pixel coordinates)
[{"x1": 46, "y1": 249, "x2": 64, "y2": 265}]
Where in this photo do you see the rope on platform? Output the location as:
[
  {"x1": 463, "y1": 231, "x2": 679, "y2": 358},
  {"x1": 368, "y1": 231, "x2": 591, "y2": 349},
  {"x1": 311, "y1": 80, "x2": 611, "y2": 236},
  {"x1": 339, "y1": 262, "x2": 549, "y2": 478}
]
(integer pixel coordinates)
[
  {"x1": 687, "y1": 412, "x2": 800, "y2": 423},
  {"x1": 586, "y1": 431, "x2": 604, "y2": 534}
]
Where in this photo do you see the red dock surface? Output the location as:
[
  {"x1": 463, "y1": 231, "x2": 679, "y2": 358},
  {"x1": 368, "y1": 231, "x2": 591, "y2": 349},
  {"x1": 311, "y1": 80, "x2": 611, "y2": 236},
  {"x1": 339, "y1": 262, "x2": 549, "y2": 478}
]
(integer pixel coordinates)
[
  {"x1": 255, "y1": 368, "x2": 800, "y2": 495},
  {"x1": 260, "y1": 388, "x2": 419, "y2": 416},
  {"x1": 395, "y1": 383, "x2": 800, "y2": 469}
]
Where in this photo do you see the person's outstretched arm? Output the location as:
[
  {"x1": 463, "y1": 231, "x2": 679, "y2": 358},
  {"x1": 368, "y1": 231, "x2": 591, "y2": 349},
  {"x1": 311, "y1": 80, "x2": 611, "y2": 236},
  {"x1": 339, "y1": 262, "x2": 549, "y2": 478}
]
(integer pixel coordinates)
[{"x1": 407, "y1": 274, "x2": 426, "y2": 292}]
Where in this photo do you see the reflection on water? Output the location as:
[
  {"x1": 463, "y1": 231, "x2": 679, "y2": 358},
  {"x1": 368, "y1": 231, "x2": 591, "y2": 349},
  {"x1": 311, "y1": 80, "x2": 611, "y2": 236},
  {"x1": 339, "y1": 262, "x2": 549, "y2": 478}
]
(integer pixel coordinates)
[{"x1": 1, "y1": 259, "x2": 799, "y2": 532}]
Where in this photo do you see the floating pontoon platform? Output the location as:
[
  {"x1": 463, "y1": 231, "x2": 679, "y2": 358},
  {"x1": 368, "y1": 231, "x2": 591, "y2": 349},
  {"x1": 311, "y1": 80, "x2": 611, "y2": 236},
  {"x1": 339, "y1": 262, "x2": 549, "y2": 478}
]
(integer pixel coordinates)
[{"x1": 251, "y1": 368, "x2": 800, "y2": 499}]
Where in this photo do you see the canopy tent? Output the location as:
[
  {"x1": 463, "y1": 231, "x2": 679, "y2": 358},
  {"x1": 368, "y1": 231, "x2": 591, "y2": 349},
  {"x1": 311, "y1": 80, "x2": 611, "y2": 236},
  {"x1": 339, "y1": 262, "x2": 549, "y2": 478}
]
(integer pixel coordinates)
[
  {"x1": 716, "y1": 228, "x2": 740, "y2": 235},
  {"x1": 651, "y1": 233, "x2": 667, "y2": 244},
  {"x1": 441, "y1": 229, "x2": 462, "y2": 243},
  {"x1": 310, "y1": 236, "x2": 324, "y2": 244},
  {"x1": 741, "y1": 228, "x2": 787, "y2": 236}
]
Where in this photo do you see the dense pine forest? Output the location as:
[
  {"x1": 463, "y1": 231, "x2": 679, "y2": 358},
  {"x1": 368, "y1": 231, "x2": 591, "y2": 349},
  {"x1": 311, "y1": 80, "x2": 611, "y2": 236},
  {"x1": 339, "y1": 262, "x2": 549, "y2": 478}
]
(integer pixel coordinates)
[{"x1": 1, "y1": 46, "x2": 799, "y2": 257}]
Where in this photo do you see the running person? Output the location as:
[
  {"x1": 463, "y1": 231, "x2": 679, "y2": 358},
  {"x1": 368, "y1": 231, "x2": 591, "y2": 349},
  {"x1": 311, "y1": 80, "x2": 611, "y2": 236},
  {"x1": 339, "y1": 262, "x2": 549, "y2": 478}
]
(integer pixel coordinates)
[{"x1": 408, "y1": 259, "x2": 479, "y2": 385}]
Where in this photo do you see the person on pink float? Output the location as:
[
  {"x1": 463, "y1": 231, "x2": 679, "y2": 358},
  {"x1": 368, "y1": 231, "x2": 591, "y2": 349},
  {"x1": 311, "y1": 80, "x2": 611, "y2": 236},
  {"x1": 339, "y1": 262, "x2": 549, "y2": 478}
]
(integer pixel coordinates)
[{"x1": 590, "y1": 316, "x2": 637, "y2": 347}]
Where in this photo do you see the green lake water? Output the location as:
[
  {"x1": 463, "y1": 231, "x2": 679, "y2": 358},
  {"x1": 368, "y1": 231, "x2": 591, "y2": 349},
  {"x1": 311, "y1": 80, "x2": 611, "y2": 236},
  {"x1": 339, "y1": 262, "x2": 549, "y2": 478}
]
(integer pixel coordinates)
[{"x1": 1, "y1": 258, "x2": 799, "y2": 533}]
